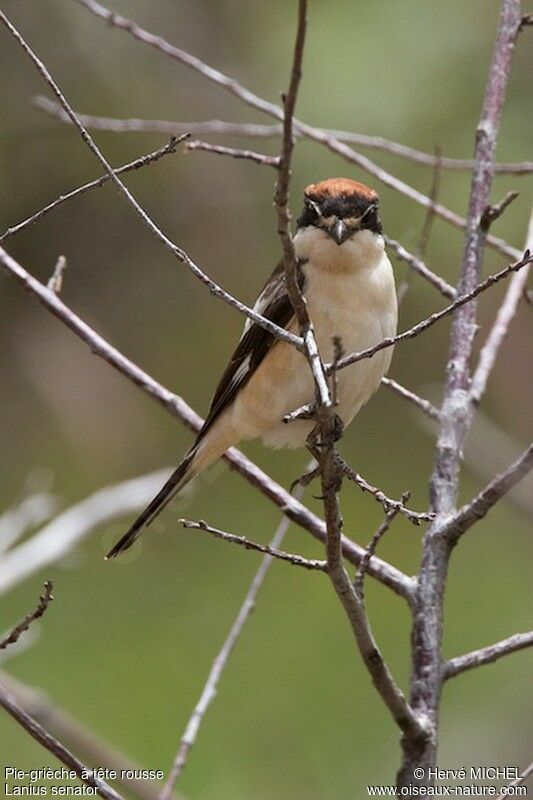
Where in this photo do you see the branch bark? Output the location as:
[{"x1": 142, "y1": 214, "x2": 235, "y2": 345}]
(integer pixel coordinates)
[
  {"x1": 0, "y1": 582, "x2": 53, "y2": 650},
  {"x1": 0, "y1": 682, "x2": 124, "y2": 800},
  {"x1": 0, "y1": 10, "x2": 301, "y2": 350},
  {"x1": 443, "y1": 631, "x2": 533, "y2": 680},
  {"x1": 160, "y1": 481, "x2": 308, "y2": 797},
  {"x1": 34, "y1": 95, "x2": 533, "y2": 174},
  {"x1": 0, "y1": 247, "x2": 413, "y2": 600},
  {"x1": 398, "y1": 1, "x2": 523, "y2": 789},
  {"x1": 73, "y1": 0, "x2": 521, "y2": 263}
]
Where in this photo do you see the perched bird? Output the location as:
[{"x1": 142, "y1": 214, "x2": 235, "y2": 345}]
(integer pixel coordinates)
[{"x1": 106, "y1": 178, "x2": 398, "y2": 558}]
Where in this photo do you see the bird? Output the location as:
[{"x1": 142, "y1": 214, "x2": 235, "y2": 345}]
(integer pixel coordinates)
[{"x1": 106, "y1": 177, "x2": 398, "y2": 558}]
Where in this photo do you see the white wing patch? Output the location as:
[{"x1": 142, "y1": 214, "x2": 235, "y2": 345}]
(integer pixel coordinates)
[
  {"x1": 228, "y1": 353, "x2": 252, "y2": 390},
  {"x1": 241, "y1": 268, "x2": 287, "y2": 338}
]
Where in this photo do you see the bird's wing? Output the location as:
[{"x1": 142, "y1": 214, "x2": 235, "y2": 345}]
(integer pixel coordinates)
[
  {"x1": 200, "y1": 260, "x2": 303, "y2": 438},
  {"x1": 105, "y1": 261, "x2": 303, "y2": 558}
]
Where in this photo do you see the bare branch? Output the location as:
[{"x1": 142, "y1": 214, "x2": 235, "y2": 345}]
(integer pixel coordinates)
[
  {"x1": 496, "y1": 761, "x2": 533, "y2": 800},
  {"x1": 443, "y1": 443, "x2": 533, "y2": 543},
  {"x1": 273, "y1": 0, "x2": 332, "y2": 410},
  {"x1": 73, "y1": 0, "x2": 521, "y2": 262},
  {"x1": 385, "y1": 236, "x2": 456, "y2": 301},
  {"x1": 315, "y1": 423, "x2": 426, "y2": 741},
  {"x1": 34, "y1": 96, "x2": 533, "y2": 175},
  {"x1": 430, "y1": 0, "x2": 522, "y2": 517},
  {"x1": 179, "y1": 518, "x2": 326, "y2": 571},
  {"x1": 381, "y1": 377, "x2": 441, "y2": 422},
  {"x1": 334, "y1": 251, "x2": 532, "y2": 372},
  {"x1": 161, "y1": 480, "x2": 309, "y2": 795},
  {"x1": 470, "y1": 209, "x2": 533, "y2": 405},
  {"x1": 0, "y1": 673, "x2": 182, "y2": 800},
  {"x1": 443, "y1": 632, "x2": 533, "y2": 680},
  {"x1": 0, "y1": 135, "x2": 187, "y2": 243},
  {"x1": 0, "y1": 247, "x2": 413, "y2": 599},
  {"x1": 0, "y1": 469, "x2": 172, "y2": 595},
  {"x1": 354, "y1": 506, "x2": 403, "y2": 599},
  {"x1": 0, "y1": 682, "x2": 123, "y2": 800},
  {"x1": 399, "y1": 3, "x2": 525, "y2": 787},
  {"x1": 0, "y1": 12, "x2": 301, "y2": 350},
  {"x1": 292, "y1": 376, "x2": 441, "y2": 423},
  {"x1": 335, "y1": 454, "x2": 432, "y2": 525},
  {"x1": 185, "y1": 139, "x2": 279, "y2": 167},
  {"x1": 47, "y1": 255, "x2": 67, "y2": 293},
  {"x1": 0, "y1": 582, "x2": 54, "y2": 650},
  {"x1": 480, "y1": 190, "x2": 520, "y2": 231}
]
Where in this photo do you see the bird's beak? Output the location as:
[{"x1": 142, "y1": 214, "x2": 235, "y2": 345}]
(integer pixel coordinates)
[{"x1": 328, "y1": 219, "x2": 351, "y2": 246}]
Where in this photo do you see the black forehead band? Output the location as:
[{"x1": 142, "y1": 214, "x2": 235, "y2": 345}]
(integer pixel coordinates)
[{"x1": 310, "y1": 194, "x2": 378, "y2": 218}]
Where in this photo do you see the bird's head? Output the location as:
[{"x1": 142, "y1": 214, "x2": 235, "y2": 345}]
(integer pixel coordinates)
[{"x1": 296, "y1": 178, "x2": 382, "y2": 246}]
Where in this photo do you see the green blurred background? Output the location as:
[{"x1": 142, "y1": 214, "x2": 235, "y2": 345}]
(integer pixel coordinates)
[{"x1": 1, "y1": 1, "x2": 531, "y2": 797}]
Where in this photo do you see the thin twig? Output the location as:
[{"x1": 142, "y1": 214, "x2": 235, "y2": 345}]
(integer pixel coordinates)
[
  {"x1": 442, "y1": 443, "x2": 533, "y2": 543},
  {"x1": 443, "y1": 632, "x2": 533, "y2": 680},
  {"x1": 185, "y1": 139, "x2": 280, "y2": 167},
  {"x1": 0, "y1": 682, "x2": 123, "y2": 800},
  {"x1": 179, "y1": 518, "x2": 326, "y2": 571},
  {"x1": 470, "y1": 209, "x2": 533, "y2": 405},
  {"x1": 0, "y1": 12, "x2": 301, "y2": 350},
  {"x1": 354, "y1": 506, "x2": 403, "y2": 600},
  {"x1": 399, "y1": 3, "x2": 524, "y2": 788},
  {"x1": 0, "y1": 582, "x2": 54, "y2": 650},
  {"x1": 381, "y1": 378, "x2": 441, "y2": 422},
  {"x1": 496, "y1": 761, "x2": 533, "y2": 800},
  {"x1": 73, "y1": 0, "x2": 521, "y2": 263},
  {"x1": 161, "y1": 479, "x2": 309, "y2": 795},
  {"x1": 0, "y1": 135, "x2": 187, "y2": 243},
  {"x1": 396, "y1": 149, "x2": 444, "y2": 305},
  {"x1": 34, "y1": 96, "x2": 533, "y2": 175},
  {"x1": 334, "y1": 250, "x2": 532, "y2": 372},
  {"x1": 480, "y1": 190, "x2": 520, "y2": 231},
  {"x1": 0, "y1": 672, "x2": 181, "y2": 800},
  {"x1": 316, "y1": 416, "x2": 426, "y2": 741},
  {"x1": 273, "y1": 0, "x2": 331, "y2": 410},
  {"x1": 336, "y1": 454, "x2": 433, "y2": 525},
  {"x1": 417, "y1": 148, "x2": 443, "y2": 259},
  {"x1": 0, "y1": 247, "x2": 413, "y2": 599},
  {"x1": 385, "y1": 236, "x2": 456, "y2": 300},
  {"x1": 47, "y1": 255, "x2": 67, "y2": 293},
  {"x1": 284, "y1": 377, "x2": 440, "y2": 424}
]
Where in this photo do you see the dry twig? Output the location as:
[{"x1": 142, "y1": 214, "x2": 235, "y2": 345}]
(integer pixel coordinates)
[
  {"x1": 0, "y1": 582, "x2": 54, "y2": 651},
  {"x1": 398, "y1": 2, "x2": 524, "y2": 788},
  {"x1": 161, "y1": 480, "x2": 309, "y2": 795},
  {"x1": 179, "y1": 518, "x2": 326, "y2": 571},
  {"x1": 470, "y1": 209, "x2": 533, "y2": 405},
  {"x1": 443, "y1": 443, "x2": 533, "y2": 543},
  {"x1": 0, "y1": 682, "x2": 123, "y2": 800},
  {"x1": 0, "y1": 136, "x2": 188, "y2": 243},
  {"x1": 0, "y1": 11, "x2": 300, "y2": 349},
  {"x1": 334, "y1": 250, "x2": 532, "y2": 371},
  {"x1": 34, "y1": 96, "x2": 533, "y2": 174},
  {"x1": 0, "y1": 247, "x2": 413, "y2": 599},
  {"x1": 73, "y1": 0, "x2": 521, "y2": 263},
  {"x1": 443, "y1": 632, "x2": 533, "y2": 680}
]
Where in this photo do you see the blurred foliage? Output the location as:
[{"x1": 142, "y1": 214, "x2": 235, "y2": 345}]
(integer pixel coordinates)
[{"x1": 0, "y1": 1, "x2": 531, "y2": 798}]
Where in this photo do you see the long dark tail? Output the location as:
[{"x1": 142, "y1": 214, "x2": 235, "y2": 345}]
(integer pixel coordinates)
[{"x1": 106, "y1": 449, "x2": 197, "y2": 559}]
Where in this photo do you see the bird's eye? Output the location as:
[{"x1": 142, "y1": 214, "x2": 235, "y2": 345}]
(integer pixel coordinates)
[{"x1": 305, "y1": 199, "x2": 321, "y2": 220}]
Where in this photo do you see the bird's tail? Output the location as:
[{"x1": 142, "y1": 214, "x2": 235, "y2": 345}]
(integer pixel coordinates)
[{"x1": 106, "y1": 424, "x2": 234, "y2": 559}]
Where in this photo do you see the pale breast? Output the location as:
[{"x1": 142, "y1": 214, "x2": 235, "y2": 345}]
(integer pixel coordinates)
[{"x1": 229, "y1": 232, "x2": 397, "y2": 449}]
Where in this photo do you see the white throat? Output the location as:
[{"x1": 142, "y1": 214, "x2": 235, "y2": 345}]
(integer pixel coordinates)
[{"x1": 293, "y1": 226, "x2": 385, "y2": 273}]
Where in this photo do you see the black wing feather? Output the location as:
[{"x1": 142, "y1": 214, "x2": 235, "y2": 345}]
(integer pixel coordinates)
[{"x1": 200, "y1": 261, "x2": 304, "y2": 438}]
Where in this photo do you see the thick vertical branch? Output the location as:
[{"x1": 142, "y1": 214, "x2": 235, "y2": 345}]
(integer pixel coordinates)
[{"x1": 398, "y1": 1, "x2": 523, "y2": 790}]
